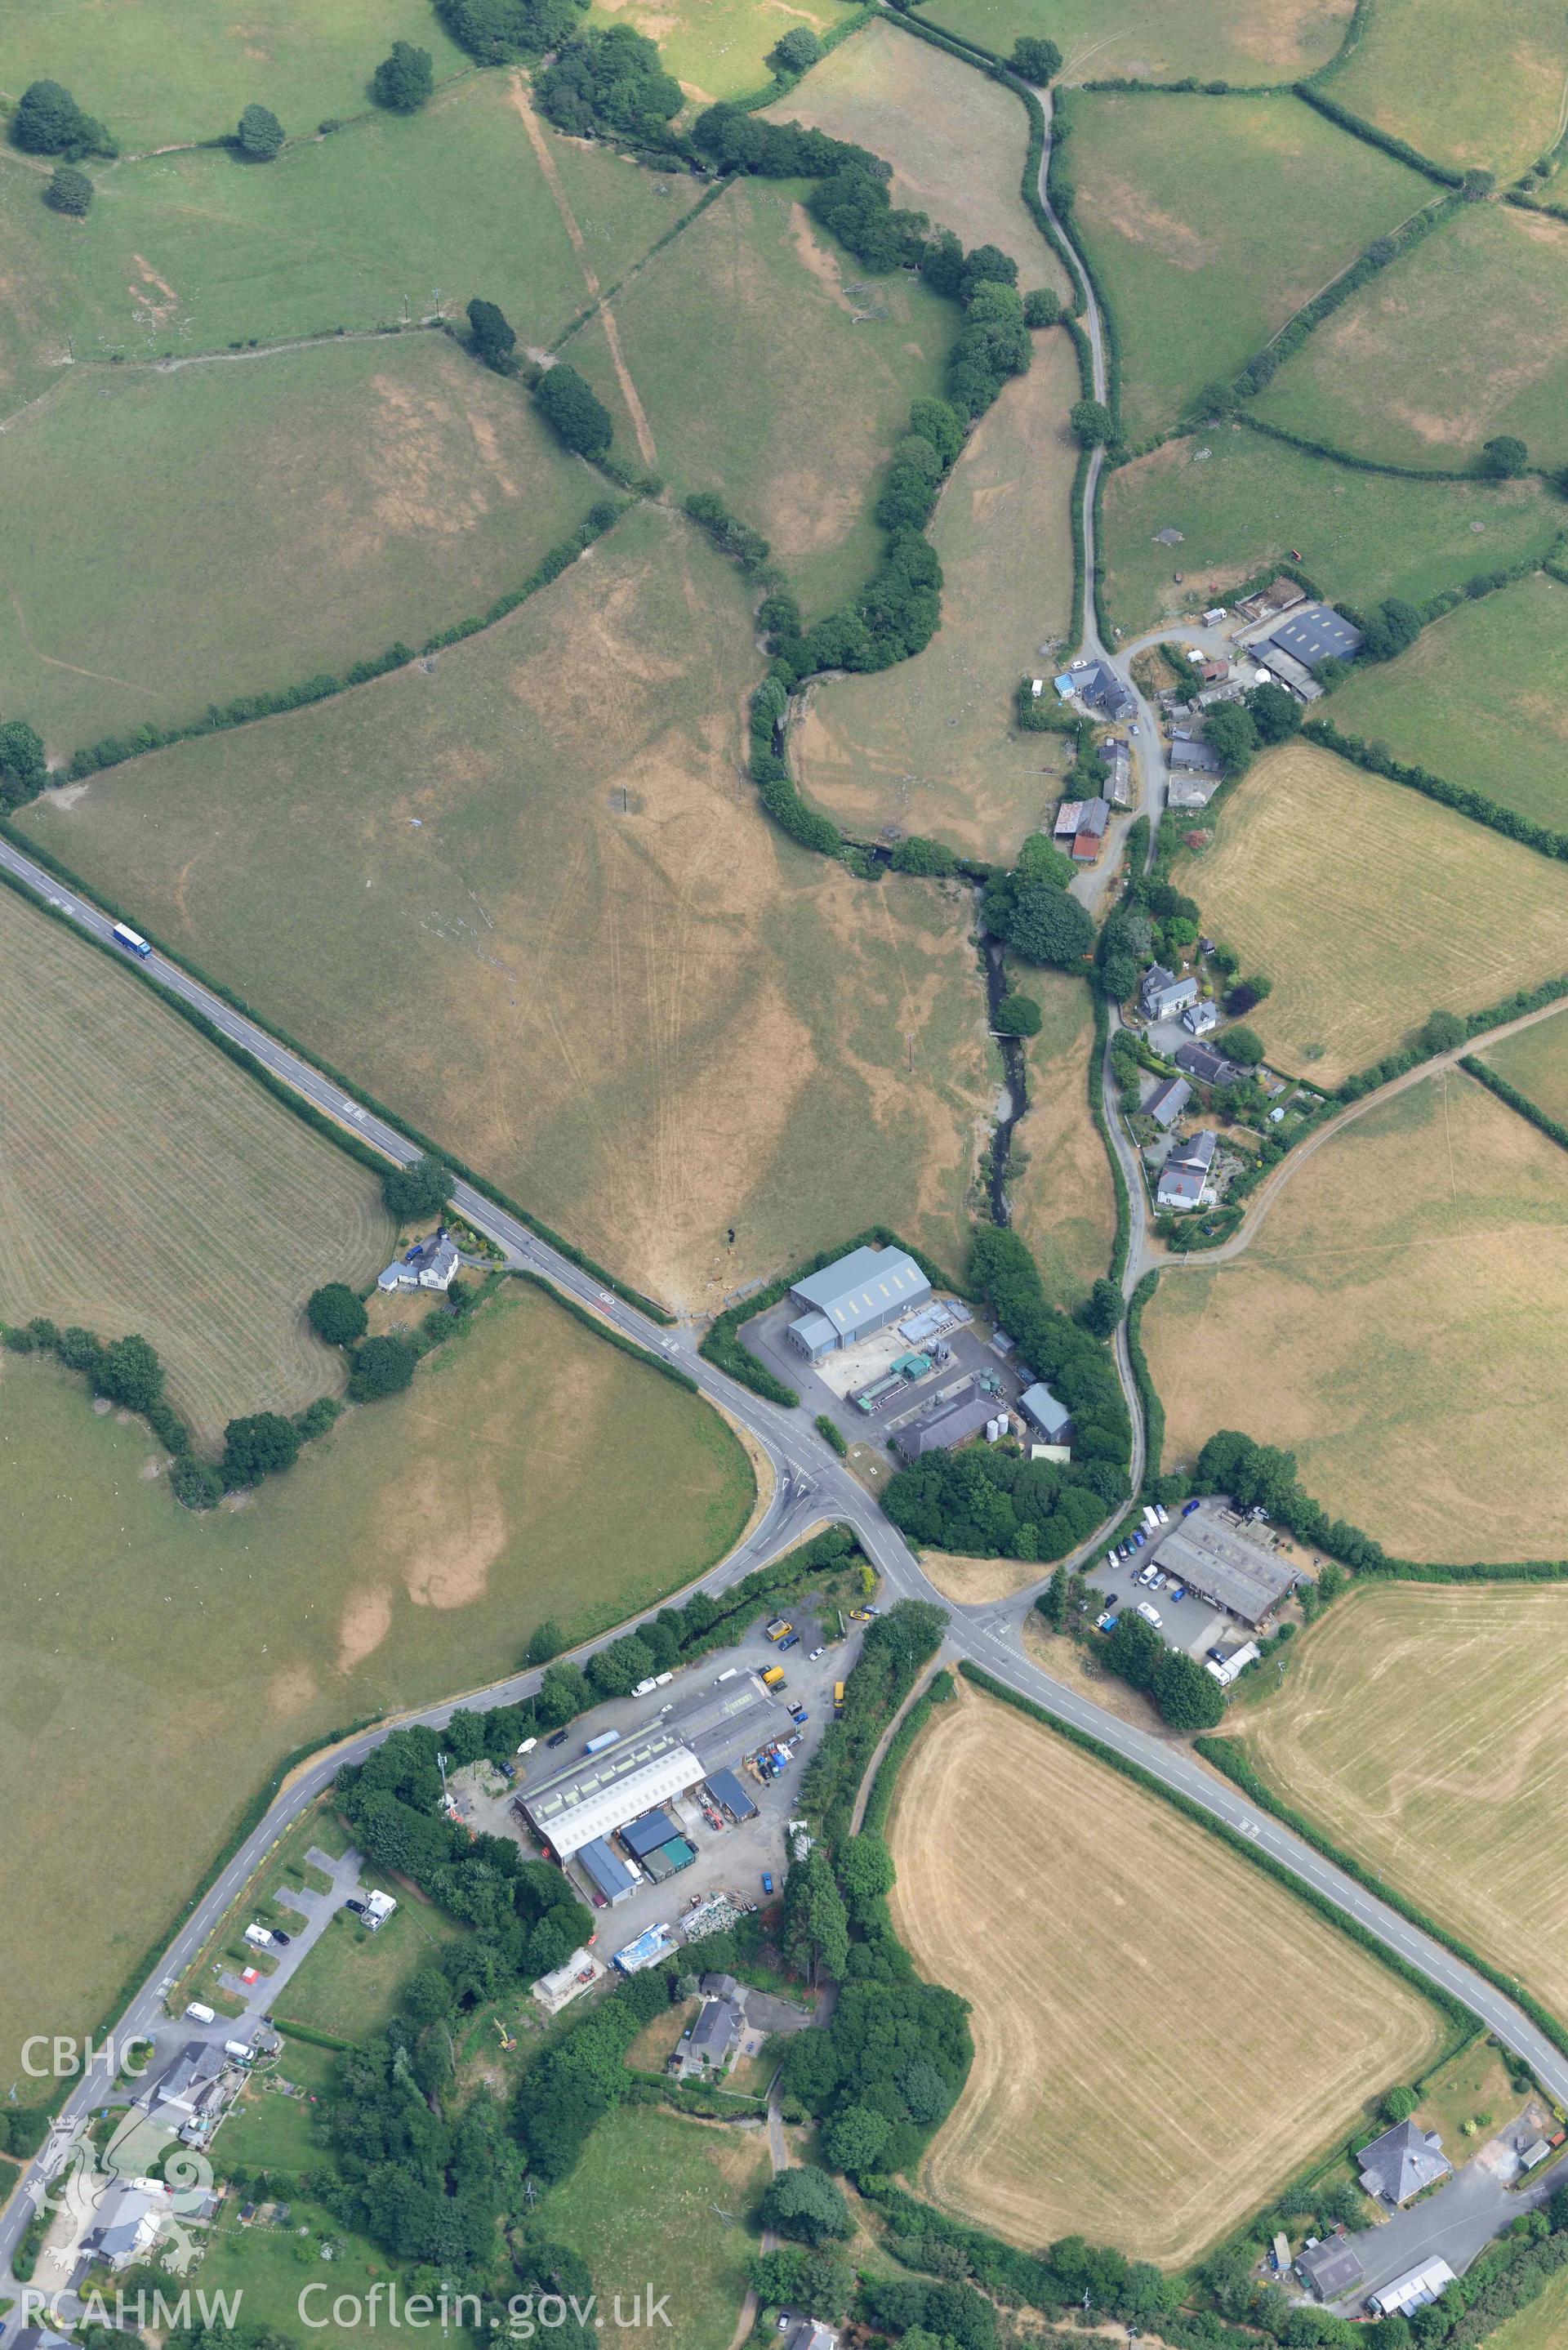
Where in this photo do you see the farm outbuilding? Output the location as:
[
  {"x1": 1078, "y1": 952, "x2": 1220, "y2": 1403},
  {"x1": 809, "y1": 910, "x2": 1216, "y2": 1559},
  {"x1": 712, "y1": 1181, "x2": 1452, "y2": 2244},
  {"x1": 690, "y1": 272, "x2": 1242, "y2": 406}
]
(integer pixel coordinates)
[
  {"x1": 1148, "y1": 1515, "x2": 1296, "y2": 1626},
  {"x1": 893, "y1": 1388, "x2": 995, "y2": 1460},
  {"x1": 1368, "y1": 2258, "x2": 1457, "y2": 2319},
  {"x1": 620, "y1": 1808, "x2": 684, "y2": 1862},
  {"x1": 1295, "y1": 2235, "x2": 1364, "y2": 2301},
  {"x1": 577, "y1": 1836, "x2": 640, "y2": 1905},
  {"x1": 1020, "y1": 1383, "x2": 1072, "y2": 1443},
  {"x1": 1265, "y1": 602, "x2": 1365, "y2": 668},
  {"x1": 785, "y1": 1243, "x2": 932, "y2": 1360},
  {"x1": 705, "y1": 1767, "x2": 757, "y2": 1822}
]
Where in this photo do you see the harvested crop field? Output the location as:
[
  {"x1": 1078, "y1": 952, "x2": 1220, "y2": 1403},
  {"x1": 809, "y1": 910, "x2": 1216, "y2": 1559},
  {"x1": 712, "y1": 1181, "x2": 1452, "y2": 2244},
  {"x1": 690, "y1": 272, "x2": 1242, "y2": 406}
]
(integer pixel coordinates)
[
  {"x1": 22, "y1": 505, "x2": 991, "y2": 1313},
  {"x1": 62, "y1": 75, "x2": 701, "y2": 359},
  {"x1": 0, "y1": 1282, "x2": 752, "y2": 2095},
  {"x1": 792, "y1": 330, "x2": 1079, "y2": 860},
  {"x1": 589, "y1": 0, "x2": 861, "y2": 103},
  {"x1": 1143, "y1": 1072, "x2": 1568, "y2": 1562},
  {"x1": 1007, "y1": 974, "x2": 1116, "y2": 1306},
  {"x1": 0, "y1": 882, "x2": 389, "y2": 1443},
  {"x1": 1328, "y1": 0, "x2": 1568, "y2": 179},
  {"x1": 1102, "y1": 427, "x2": 1557, "y2": 640},
  {"x1": 1233, "y1": 1581, "x2": 1568, "y2": 2021},
  {"x1": 1326, "y1": 573, "x2": 1568, "y2": 835},
  {"x1": 1257, "y1": 205, "x2": 1568, "y2": 475},
  {"x1": 1173, "y1": 741, "x2": 1568, "y2": 1083},
  {"x1": 919, "y1": 0, "x2": 1353, "y2": 84},
  {"x1": 1064, "y1": 91, "x2": 1428, "y2": 439},
  {"x1": 1481, "y1": 1002, "x2": 1568, "y2": 1126},
  {"x1": 887, "y1": 1683, "x2": 1442, "y2": 2263},
  {"x1": 567, "y1": 176, "x2": 952, "y2": 614},
  {"x1": 763, "y1": 22, "x2": 1066, "y2": 286},
  {"x1": 0, "y1": 335, "x2": 595, "y2": 755},
  {"x1": 0, "y1": 0, "x2": 469, "y2": 152}
]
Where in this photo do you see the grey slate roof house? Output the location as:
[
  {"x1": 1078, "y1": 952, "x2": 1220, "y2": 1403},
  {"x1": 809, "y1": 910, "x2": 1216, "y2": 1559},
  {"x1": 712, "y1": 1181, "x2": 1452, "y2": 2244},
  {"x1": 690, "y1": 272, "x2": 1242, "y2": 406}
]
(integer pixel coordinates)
[
  {"x1": 1168, "y1": 738, "x2": 1223, "y2": 775},
  {"x1": 1143, "y1": 1075, "x2": 1192, "y2": 1129},
  {"x1": 1077, "y1": 662, "x2": 1136, "y2": 722},
  {"x1": 1296, "y1": 2235, "x2": 1365, "y2": 2301},
  {"x1": 1141, "y1": 965, "x2": 1199, "y2": 1021},
  {"x1": 688, "y1": 1994, "x2": 742, "y2": 2068},
  {"x1": 1176, "y1": 1041, "x2": 1245, "y2": 1087},
  {"x1": 1356, "y1": 2119, "x2": 1452, "y2": 2205},
  {"x1": 1156, "y1": 1126, "x2": 1216, "y2": 1212},
  {"x1": 378, "y1": 1229, "x2": 460, "y2": 1293}
]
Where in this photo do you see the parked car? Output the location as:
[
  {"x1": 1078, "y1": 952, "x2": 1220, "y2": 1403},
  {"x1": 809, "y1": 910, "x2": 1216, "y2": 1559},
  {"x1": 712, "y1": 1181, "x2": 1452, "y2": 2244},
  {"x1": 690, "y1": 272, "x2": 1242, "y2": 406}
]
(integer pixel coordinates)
[
  {"x1": 863, "y1": 1605, "x2": 880, "y2": 1616},
  {"x1": 1095, "y1": 1612, "x2": 1118, "y2": 1632},
  {"x1": 791, "y1": 1706, "x2": 808, "y2": 1726},
  {"x1": 271, "y1": 1931, "x2": 292, "y2": 1947},
  {"x1": 1136, "y1": 1601, "x2": 1162, "y2": 1628},
  {"x1": 777, "y1": 1632, "x2": 800, "y2": 1651},
  {"x1": 345, "y1": 1898, "x2": 366, "y2": 1916},
  {"x1": 1132, "y1": 1530, "x2": 1147, "y2": 1549},
  {"x1": 1182, "y1": 1498, "x2": 1201, "y2": 1516},
  {"x1": 808, "y1": 1646, "x2": 824, "y2": 1661},
  {"x1": 1106, "y1": 1592, "x2": 1120, "y2": 1608},
  {"x1": 1147, "y1": 1570, "x2": 1165, "y2": 1590},
  {"x1": 546, "y1": 1728, "x2": 569, "y2": 1748},
  {"x1": 1167, "y1": 1585, "x2": 1186, "y2": 1603},
  {"x1": 761, "y1": 1872, "x2": 774, "y2": 1895},
  {"x1": 499, "y1": 1761, "x2": 517, "y2": 1782}
]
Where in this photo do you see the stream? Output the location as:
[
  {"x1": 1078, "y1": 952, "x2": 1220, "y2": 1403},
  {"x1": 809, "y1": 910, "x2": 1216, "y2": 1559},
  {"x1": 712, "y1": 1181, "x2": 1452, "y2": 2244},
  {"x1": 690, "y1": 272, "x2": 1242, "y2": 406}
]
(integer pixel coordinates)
[{"x1": 981, "y1": 922, "x2": 1027, "y2": 1228}]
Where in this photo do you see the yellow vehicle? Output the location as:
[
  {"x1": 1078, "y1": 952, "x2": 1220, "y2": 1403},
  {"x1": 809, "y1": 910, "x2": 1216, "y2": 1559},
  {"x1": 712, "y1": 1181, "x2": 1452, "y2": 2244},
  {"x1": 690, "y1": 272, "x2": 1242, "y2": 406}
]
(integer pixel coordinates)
[
  {"x1": 765, "y1": 1619, "x2": 794, "y2": 1643},
  {"x1": 833, "y1": 1681, "x2": 845, "y2": 1717},
  {"x1": 761, "y1": 1665, "x2": 786, "y2": 1690}
]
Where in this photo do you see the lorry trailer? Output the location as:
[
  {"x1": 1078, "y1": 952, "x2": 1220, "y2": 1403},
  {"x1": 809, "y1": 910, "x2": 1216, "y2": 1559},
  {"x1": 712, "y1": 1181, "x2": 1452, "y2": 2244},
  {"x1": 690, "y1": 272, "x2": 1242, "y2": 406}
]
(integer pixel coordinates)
[{"x1": 111, "y1": 921, "x2": 153, "y2": 959}]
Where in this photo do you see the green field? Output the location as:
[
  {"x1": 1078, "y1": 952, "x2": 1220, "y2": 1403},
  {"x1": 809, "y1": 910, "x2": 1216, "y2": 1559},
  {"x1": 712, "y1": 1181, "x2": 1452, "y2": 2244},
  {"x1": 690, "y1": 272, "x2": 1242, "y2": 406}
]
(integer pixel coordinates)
[
  {"x1": 1102, "y1": 426, "x2": 1558, "y2": 639},
  {"x1": 1008, "y1": 973, "x2": 1116, "y2": 1307},
  {"x1": 0, "y1": 881, "x2": 389, "y2": 1441},
  {"x1": 568, "y1": 175, "x2": 952, "y2": 613},
  {"x1": 545, "y1": 2104, "x2": 768, "y2": 2350},
  {"x1": 589, "y1": 0, "x2": 862, "y2": 100},
  {"x1": 0, "y1": 0, "x2": 470, "y2": 152},
  {"x1": 195, "y1": 2190, "x2": 420, "y2": 2348},
  {"x1": 60, "y1": 74, "x2": 701, "y2": 359},
  {"x1": 1481, "y1": 1002, "x2": 1568, "y2": 1126},
  {"x1": 22, "y1": 504, "x2": 991, "y2": 1313},
  {"x1": 1144, "y1": 1072, "x2": 1568, "y2": 1562},
  {"x1": 1, "y1": 334, "x2": 596, "y2": 754},
  {"x1": 1174, "y1": 740, "x2": 1568, "y2": 1085},
  {"x1": 1484, "y1": 2268, "x2": 1568, "y2": 2350},
  {"x1": 764, "y1": 20, "x2": 1064, "y2": 286},
  {"x1": 1065, "y1": 91, "x2": 1431, "y2": 440},
  {"x1": 794, "y1": 327, "x2": 1079, "y2": 858},
  {"x1": 0, "y1": 158, "x2": 79, "y2": 412},
  {"x1": 1326, "y1": 573, "x2": 1568, "y2": 832},
  {"x1": 1257, "y1": 203, "x2": 1568, "y2": 475},
  {"x1": 1328, "y1": 0, "x2": 1568, "y2": 180},
  {"x1": 214, "y1": 2075, "x2": 326, "y2": 2175},
  {"x1": 0, "y1": 1282, "x2": 752, "y2": 2095},
  {"x1": 275, "y1": 1897, "x2": 463, "y2": 2044},
  {"x1": 919, "y1": 0, "x2": 1353, "y2": 84}
]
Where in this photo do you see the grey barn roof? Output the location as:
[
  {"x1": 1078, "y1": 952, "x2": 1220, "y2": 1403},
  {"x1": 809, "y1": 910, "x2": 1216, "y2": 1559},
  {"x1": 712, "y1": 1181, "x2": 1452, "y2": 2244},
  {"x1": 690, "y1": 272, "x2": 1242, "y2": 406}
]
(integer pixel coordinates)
[
  {"x1": 1020, "y1": 1382, "x2": 1071, "y2": 1441},
  {"x1": 788, "y1": 1245, "x2": 931, "y2": 1344},
  {"x1": 1149, "y1": 1518, "x2": 1294, "y2": 1625},
  {"x1": 894, "y1": 1391, "x2": 995, "y2": 1460},
  {"x1": 1296, "y1": 2237, "x2": 1365, "y2": 2300},
  {"x1": 1169, "y1": 738, "x2": 1223, "y2": 773},
  {"x1": 1357, "y1": 2119, "x2": 1452, "y2": 2204},
  {"x1": 1266, "y1": 602, "x2": 1365, "y2": 667}
]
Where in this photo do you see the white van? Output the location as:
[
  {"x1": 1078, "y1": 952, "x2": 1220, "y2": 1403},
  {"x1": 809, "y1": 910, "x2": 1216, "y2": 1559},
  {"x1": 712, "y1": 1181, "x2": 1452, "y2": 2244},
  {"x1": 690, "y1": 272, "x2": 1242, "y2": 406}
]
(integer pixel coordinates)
[
  {"x1": 243, "y1": 1924, "x2": 274, "y2": 1949},
  {"x1": 1137, "y1": 1601, "x2": 1163, "y2": 1628},
  {"x1": 185, "y1": 2002, "x2": 216, "y2": 2026},
  {"x1": 224, "y1": 2040, "x2": 256, "y2": 2062}
]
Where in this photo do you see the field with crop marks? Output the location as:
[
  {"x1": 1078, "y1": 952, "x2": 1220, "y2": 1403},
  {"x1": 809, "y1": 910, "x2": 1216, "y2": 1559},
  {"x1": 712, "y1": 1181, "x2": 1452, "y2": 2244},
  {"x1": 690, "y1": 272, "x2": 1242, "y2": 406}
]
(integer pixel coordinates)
[
  {"x1": 0, "y1": 335, "x2": 597, "y2": 754},
  {"x1": 1329, "y1": 0, "x2": 1568, "y2": 180},
  {"x1": 566, "y1": 174, "x2": 953, "y2": 614},
  {"x1": 23, "y1": 505, "x2": 991, "y2": 1313},
  {"x1": 546, "y1": 2105, "x2": 768, "y2": 2350},
  {"x1": 1233, "y1": 1581, "x2": 1568, "y2": 2020},
  {"x1": 763, "y1": 20, "x2": 1065, "y2": 286},
  {"x1": 1172, "y1": 741, "x2": 1568, "y2": 1083},
  {"x1": 1064, "y1": 91, "x2": 1430, "y2": 440},
  {"x1": 1006, "y1": 974, "x2": 1116, "y2": 1306},
  {"x1": 60, "y1": 74, "x2": 701, "y2": 359},
  {"x1": 1256, "y1": 204, "x2": 1568, "y2": 475},
  {"x1": 1143, "y1": 1072, "x2": 1568, "y2": 1560},
  {"x1": 1481, "y1": 1002, "x2": 1568, "y2": 1126},
  {"x1": 0, "y1": 883, "x2": 389, "y2": 1441},
  {"x1": 919, "y1": 0, "x2": 1353, "y2": 84},
  {"x1": 0, "y1": 0, "x2": 470, "y2": 152},
  {"x1": 792, "y1": 330, "x2": 1079, "y2": 859},
  {"x1": 1102, "y1": 426, "x2": 1558, "y2": 639},
  {"x1": 1325, "y1": 573, "x2": 1568, "y2": 835},
  {"x1": 0, "y1": 1282, "x2": 752, "y2": 2090},
  {"x1": 590, "y1": 0, "x2": 862, "y2": 103},
  {"x1": 887, "y1": 1683, "x2": 1442, "y2": 2263}
]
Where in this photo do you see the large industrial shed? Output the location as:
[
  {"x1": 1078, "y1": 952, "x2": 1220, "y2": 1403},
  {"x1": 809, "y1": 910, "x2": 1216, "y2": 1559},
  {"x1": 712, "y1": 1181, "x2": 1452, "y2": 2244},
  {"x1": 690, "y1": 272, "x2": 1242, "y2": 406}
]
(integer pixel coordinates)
[
  {"x1": 522, "y1": 1674, "x2": 782, "y2": 1859},
  {"x1": 1149, "y1": 1516, "x2": 1295, "y2": 1626},
  {"x1": 785, "y1": 1244, "x2": 932, "y2": 1362}
]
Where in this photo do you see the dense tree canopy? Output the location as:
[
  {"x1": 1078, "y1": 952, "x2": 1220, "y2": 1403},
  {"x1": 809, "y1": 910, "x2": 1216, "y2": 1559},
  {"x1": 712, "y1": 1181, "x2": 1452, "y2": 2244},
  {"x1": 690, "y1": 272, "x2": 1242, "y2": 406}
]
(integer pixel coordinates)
[
  {"x1": 436, "y1": 0, "x2": 585, "y2": 62},
  {"x1": 0, "y1": 719, "x2": 49, "y2": 808},
  {"x1": 537, "y1": 26, "x2": 683, "y2": 143},
  {"x1": 44, "y1": 163, "x2": 93, "y2": 214},
  {"x1": 236, "y1": 103, "x2": 285, "y2": 159},
  {"x1": 372, "y1": 40, "x2": 435, "y2": 110},
  {"x1": 534, "y1": 363, "x2": 613, "y2": 459},
  {"x1": 1009, "y1": 34, "x2": 1062, "y2": 81},
  {"x1": 12, "y1": 80, "x2": 115, "y2": 159},
  {"x1": 222, "y1": 1410, "x2": 301, "y2": 1487},
  {"x1": 307, "y1": 1282, "x2": 368, "y2": 1348},
  {"x1": 382, "y1": 1153, "x2": 453, "y2": 1221},
  {"x1": 466, "y1": 296, "x2": 516, "y2": 371},
  {"x1": 348, "y1": 1333, "x2": 418, "y2": 1401}
]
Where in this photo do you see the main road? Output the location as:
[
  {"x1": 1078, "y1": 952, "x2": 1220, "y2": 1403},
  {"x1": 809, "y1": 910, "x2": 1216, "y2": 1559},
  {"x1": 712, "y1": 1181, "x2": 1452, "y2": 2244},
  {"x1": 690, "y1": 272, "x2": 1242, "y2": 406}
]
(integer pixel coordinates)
[{"x1": 6, "y1": 825, "x2": 1568, "y2": 2309}]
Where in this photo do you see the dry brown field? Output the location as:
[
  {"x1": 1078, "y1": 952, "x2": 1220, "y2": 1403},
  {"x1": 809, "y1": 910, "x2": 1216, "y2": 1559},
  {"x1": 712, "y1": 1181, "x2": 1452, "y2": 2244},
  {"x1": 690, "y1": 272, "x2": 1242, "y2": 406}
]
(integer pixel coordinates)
[
  {"x1": 764, "y1": 22, "x2": 1067, "y2": 287},
  {"x1": 1007, "y1": 970, "x2": 1116, "y2": 1305},
  {"x1": 887, "y1": 1683, "x2": 1441, "y2": 2263},
  {"x1": 1481, "y1": 1002, "x2": 1568, "y2": 1124},
  {"x1": 1234, "y1": 1581, "x2": 1568, "y2": 2022},
  {"x1": 22, "y1": 506, "x2": 991, "y2": 1315},
  {"x1": 0, "y1": 882, "x2": 388, "y2": 1441},
  {"x1": 1174, "y1": 742, "x2": 1568, "y2": 1082},
  {"x1": 793, "y1": 333, "x2": 1080, "y2": 862},
  {"x1": 1143, "y1": 1072, "x2": 1568, "y2": 1562}
]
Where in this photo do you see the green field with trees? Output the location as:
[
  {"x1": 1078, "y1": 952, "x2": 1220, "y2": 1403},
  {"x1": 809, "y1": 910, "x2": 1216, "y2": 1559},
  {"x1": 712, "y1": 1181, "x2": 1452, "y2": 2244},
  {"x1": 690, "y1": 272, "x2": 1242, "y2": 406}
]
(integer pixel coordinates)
[
  {"x1": 1325, "y1": 571, "x2": 1568, "y2": 832},
  {"x1": 1063, "y1": 91, "x2": 1430, "y2": 441},
  {"x1": 56, "y1": 74, "x2": 700, "y2": 359},
  {"x1": 916, "y1": 0, "x2": 1354, "y2": 83},
  {"x1": 1102, "y1": 426, "x2": 1558, "y2": 638},
  {"x1": 1328, "y1": 0, "x2": 1568, "y2": 180},
  {"x1": 0, "y1": 1284, "x2": 752, "y2": 2094},
  {"x1": 585, "y1": 0, "x2": 862, "y2": 100},
  {"x1": 0, "y1": 0, "x2": 469, "y2": 149},
  {"x1": 1256, "y1": 203, "x2": 1568, "y2": 475},
  {"x1": 0, "y1": 333, "x2": 597, "y2": 751}
]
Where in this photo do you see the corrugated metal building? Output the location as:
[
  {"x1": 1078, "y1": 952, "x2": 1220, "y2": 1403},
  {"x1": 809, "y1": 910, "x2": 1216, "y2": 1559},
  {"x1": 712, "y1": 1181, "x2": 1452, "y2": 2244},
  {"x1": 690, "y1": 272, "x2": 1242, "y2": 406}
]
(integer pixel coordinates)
[
  {"x1": 785, "y1": 1244, "x2": 932, "y2": 1361},
  {"x1": 620, "y1": 1808, "x2": 683, "y2": 1861},
  {"x1": 577, "y1": 1836, "x2": 639, "y2": 1904},
  {"x1": 705, "y1": 1767, "x2": 757, "y2": 1822},
  {"x1": 1150, "y1": 1516, "x2": 1295, "y2": 1625}
]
